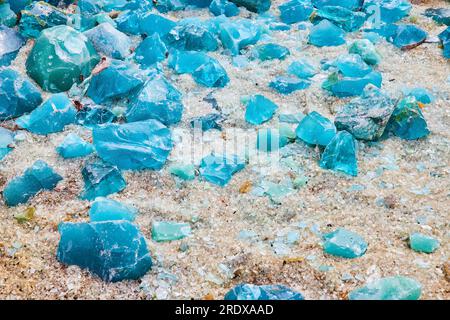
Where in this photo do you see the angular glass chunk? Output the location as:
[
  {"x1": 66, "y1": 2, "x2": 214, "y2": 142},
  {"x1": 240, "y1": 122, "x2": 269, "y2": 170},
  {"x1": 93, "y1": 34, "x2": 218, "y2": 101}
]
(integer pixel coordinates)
[
  {"x1": 84, "y1": 23, "x2": 132, "y2": 60},
  {"x1": 0, "y1": 26, "x2": 24, "y2": 66},
  {"x1": 257, "y1": 128, "x2": 289, "y2": 152},
  {"x1": 190, "y1": 113, "x2": 223, "y2": 131},
  {"x1": 250, "y1": 43, "x2": 290, "y2": 61},
  {"x1": 244, "y1": 94, "x2": 278, "y2": 125},
  {"x1": 229, "y1": 0, "x2": 271, "y2": 13},
  {"x1": 209, "y1": 0, "x2": 239, "y2": 17},
  {"x1": 126, "y1": 73, "x2": 184, "y2": 125},
  {"x1": 326, "y1": 54, "x2": 372, "y2": 78},
  {"x1": 322, "y1": 228, "x2": 367, "y2": 258},
  {"x1": 0, "y1": 3, "x2": 16, "y2": 27},
  {"x1": 0, "y1": 127, "x2": 14, "y2": 160},
  {"x1": 309, "y1": 20, "x2": 346, "y2": 47},
  {"x1": 279, "y1": 0, "x2": 313, "y2": 24},
  {"x1": 26, "y1": 25, "x2": 100, "y2": 92},
  {"x1": 424, "y1": 8, "x2": 450, "y2": 26},
  {"x1": 57, "y1": 221, "x2": 152, "y2": 282},
  {"x1": 93, "y1": 120, "x2": 172, "y2": 170},
  {"x1": 287, "y1": 58, "x2": 317, "y2": 79},
  {"x1": 225, "y1": 283, "x2": 304, "y2": 300},
  {"x1": 19, "y1": 1, "x2": 68, "y2": 38},
  {"x1": 76, "y1": 104, "x2": 116, "y2": 128},
  {"x1": 438, "y1": 27, "x2": 450, "y2": 59},
  {"x1": 151, "y1": 221, "x2": 191, "y2": 242},
  {"x1": 89, "y1": 197, "x2": 137, "y2": 222},
  {"x1": 218, "y1": 19, "x2": 261, "y2": 56},
  {"x1": 349, "y1": 276, "x2": 421, "y2": 300},
  {"x1": 3, "y1": 160, "x2": 62, "y2": 207},
  {"x1": 115, "y1": 10, "x2": 142, "y2": 35},
  {"x1": 295, "y1": 111, "x2": 336, "y2": 146},
  {"x1": 168, "y1": 163, "x2": 196, "y2": 181},
  {"x1": 390, "y1": 24, "x2": 427, "y2": 50},
  {"x1": 0, "y1": 68, "x2": 42, "y2": 120},
  {"x1": 139, "y1": 13, "x2": 176, "y2": 38},
  {"x1": 385, "y1": 96, "x2": 430, "y2": 140},
  {"x1": 335, "y1": 86, "x2": 395, "y2": 141},
  {"x1": 402, "y1": 87, "x2": 434, "y2": 104},
  {"x1": 322, "y1": 70, "x2": 382, "y2": 97},
  {"x1": 363, "y1": 0, "x2": 412, "y2": 24},
  {"x1": 199, "y1": 154, "x2": 245, "y2": 186},
  {"x1": 313, "y1": 5, "x2": 366, "y2": 32},
  {"x1": 319, "y1": 131, "x2": 358, "y2": 176},
  {"x1": 80, "y1": 160, "x2": 126, "y2": 200},
  {"x1": 56, "y1": 133, "x2": 94, "y2": 159},
  {"x1": 16, "y1": 93, "x2": 77, "y2": 135},
  {"x1": 269, "y1": 75, "x2": 311, "y2": 94},
  {"x1": 409, "y1": 232, "x2": 439, "y2": 254},
  {"x1": 86, "y1": 59, "x2": 145, "y2": 104},
  {"x1": 166, "y1": 20, "x2": 218, "y2": 52},
  {"x1": 349, "y1": 39, "x2": 382, "y2": 66},
  {"x1": 134, "y1": 33, "x2": 168, "y2": 68}
]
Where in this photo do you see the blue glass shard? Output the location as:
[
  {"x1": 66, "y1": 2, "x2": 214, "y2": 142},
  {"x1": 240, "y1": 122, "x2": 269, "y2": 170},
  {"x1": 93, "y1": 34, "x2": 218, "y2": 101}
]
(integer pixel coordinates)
[
  {"x1": 319, "y1": 131, "x2": 358, "y2": 176},
  {"x1": 89, "y1": 197, "x2": 137, "y2": 222},
  {"x1": 199, "y1": 154, "x2": 245, "y2": 186}
]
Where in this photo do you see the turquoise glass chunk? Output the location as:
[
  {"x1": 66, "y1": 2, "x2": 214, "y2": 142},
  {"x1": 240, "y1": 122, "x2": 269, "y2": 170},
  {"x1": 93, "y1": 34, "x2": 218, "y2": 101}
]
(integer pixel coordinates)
[
  {"x1": 56, "y1": 133, "x2": 94, "y2": 159},
  {"x1": 313, "y1": 5, "x2": 366, "y2": 32},
  {"x1": 134, "y1": 33, "x2": 168, "y2": 68},
  {"x1": 26, "y1": 25, "x2": 100, "y2": 93},
  {"x1": 390, "y1": 24, "x2": 427, "y2": 49},
  {"x1": 322, "y1": 228, "x2": 367, "y2": 258},
  {"x1": 190, "y1": 113, "x2": 223, "y2": 131},
  {"x1": 57, "y1": 221, "x2": 152, "y2": 282},
  {"x1": 80, "y1": 160, "x2": 126, "y2": 200},
  {"x1": 0, "y1": 3, "x2": 16, "y2": 27},
  {"x1": 250, "y1": 43, "x2": 290, "y2": 61},
  {"x1": 209, "y1": 0, "x2": 239, "y2": 17},
  {"x1": 0, "y1": 68, "x2": 42, "y2": 120},
  {"x1": 309, "y1": 20, "x2": 346, "y2": 47},
  {"x1": 269, "y1": 75, "x2": 311, "y2": 94},
  {"x1": 3, "y1": 160, "x2": 62, "y2": 207},
  {"x1": 385, "y1": 96, "x2": 430, "y2": 140},
  {"x1": 279, "y1": 0, "x2": 313, "y2": 24},
  {"x1": 169, "y1": 163, "x2": 196, "y2": 181},
  {"x1": 166, "y1": 20, "x2": 218, "y2": 52},
  {"x1": 84, "y1": 23, "x2": 132, "y2": 59},
  {"x1": 225, "y1": 283, "x2": 304, "y2": 300},
  {"x1": 312, "y1": 0, "x2": 362, "y2": 10},
  {"x1": 327, "y1": 54, "x2": 372, "y2": 78},
  {"x1": 244, "y1": 94, "x2": 278, "y2": 125},
  {"x1": 287, "y1": 59, "x2": 317, "y2": 79},
  {"x1": 86, "y1": 59, "x2": 145, "y2": 105},
  {"x1": 295, "y1": 111, "x2": 336, "y2": 146},
  {"x1": 0, "y1": 127, "x2": 14, "y2": 161},
  {"x1": 438, "y1": 27, "x2": 450, "y2": 59},
  {"x1": 126, "y1": 74, "x2": 183, "y2": 125},
  {"x1": 319, "y1": 131, "x2": 358, "y2": 176},
  {"x1": 257, "y1": 128, "x2": 289, "y2": 152},
  {"x1": 16, "y1": 93, "x2": 77, "y2": 135},
  {"x1": 229, "y1": 0, "x2": 271, "y2": 13},
  {"x1": 349, "y1": 39, "x2": 382, "y2": 66},
  {"x1": 152, "y1": 221, "x2": 191, "y2": 242},
  {"x1": 218, "y1": 19, "x2": 261, "y2": 56},
  {"x1": 115, "y1": 10, "x2": 142, "y2": 35},
  {"x1": 199, "y1": 154, "x2": 245, "y2": 186},
  {"x1": 322, "y1": 70, "x2": 382, "y2": 97},
  {"x1": 19, "y1": 1, "x2": 68, "y2": 38},
  {"x1": 139, "y1": 13, "x2": 176, "y2": 38},
  {"x1": 0, "y1": 26, "x2": 25, "y2": 66},
  {"x1": 93, "y1": 120, "x2": 172, "y2": 171},
  {"x1": 409, "y1": 233, "x2": 439, "y2": 254},
  {"x1": 89, "y1": 197, "x2": 137, "y2": 222},
  {"x1": 363, "y1": 0, "x2": 412, "y2": 24},
  {"x1": 335, "y1": 86, "x2": 395, "y2": 141},
  {"x1": 403, "y1": 88, "x2": 434, "y2": 104},
  {"x1": 349, "y1": 276, "x2": 421, "y2": 300}
]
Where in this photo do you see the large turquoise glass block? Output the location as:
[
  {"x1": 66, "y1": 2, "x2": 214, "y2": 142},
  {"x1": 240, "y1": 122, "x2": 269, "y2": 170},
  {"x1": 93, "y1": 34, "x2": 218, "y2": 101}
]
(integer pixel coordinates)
[
  {"x1": 80, "y1": 160, "x2": 126, "y2": 200},
  {"x1": 89, "y1": 197, "x2": 137, "y2": 222},
  {"x1": 349, "y1": 276, "x2": 421, "y2": 300},
  {"x1": 244, "y1": 94, "x2": 278, "y2": 125},
  {"x1": 165, "y1": 20, "x2": 218, "y2": 52},
  {"x1": 152, "y1": 221, "x2": 191, "y2": 242},
  {"x1": 309, "y1": 20, "x2": 346, "y2": 47},
  {"x1": 134, "y1": 33, "x2": 168, "y2": 68},
  {"x1": 3, "y1": 160, "x2": 62, "y2": 207},
  {"x1": 93, "y1": 120, "x2": 172, "y2": 171},
  {"x1": 84, "y1": 23, "x2": 132, "y2": 59},
  {"x1": 218, "y1": 19, "x2": 261, "y2": 56},
  {"x1": 139, "y1": 13, "x2": 176, "y2": 38},
  {"x1": 295, "y1": 111, "x2": 336, "y2": 146},
  {"x1": 319, "y1": 131, "x2": 358, "y2": 176},
  {"x1": 199, "y1": 154, "x2": 245, "y2": 186},
  {"x1": 323, "y1": 228, "x2": 367, "y2": 258},
  {"x1": 56, "y1": 133, "x2": 94, "y2": 159},
  {"x1": 19, "y1": 1, "x2": 68, "y2": 38},
  {"x1": 225, "y1": 284, "x2": 304, "y2": 300}
]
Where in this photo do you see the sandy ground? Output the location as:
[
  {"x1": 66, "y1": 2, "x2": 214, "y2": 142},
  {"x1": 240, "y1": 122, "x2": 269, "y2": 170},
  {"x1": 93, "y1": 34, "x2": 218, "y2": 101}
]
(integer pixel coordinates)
[{"x1": 0, "y1": 1, "x2": 449, "y2": 299}]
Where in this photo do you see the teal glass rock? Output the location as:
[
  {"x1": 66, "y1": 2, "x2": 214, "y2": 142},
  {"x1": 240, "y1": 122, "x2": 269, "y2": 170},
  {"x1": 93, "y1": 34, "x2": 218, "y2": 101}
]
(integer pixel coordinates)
[
  {"x1": 269, "y1": 75, "x2": 311, "y2": 94},
  {"x1": 322, "y1": 228, "x2": 367, "y2": 258},
  {"x1": 84, "y1": 23, "x2": 132, "y2": 59},
  {"x1": 335, "y1": 86, "x2": 395, "y2": 141},
  {"x1": 166, "y1": 20, "x2": 218, "y2": 52},
  {"x1": 86, "y1": 60, "x2": 145, "y2": 105},
  {"x1": 295, "y1": 111, "x2": 336, "y2": 146},
  {"x1": 250, "y1": 43, "x2": 290, "y2": 61},
  {"x1": 385, "y1": 96, "x2": 430, "y2": 140},
  {"x1": 349, "y1": 276, "x2": 421, "y2": 300},
  {"x1": 126, "y1": 74, "x2": 183, "y2": 125},
  {"x1": 403, "y1": 88, "x2": 434, "y2": 104},
  {"x1": 89, "y1": 197, "x2": 137, "y2": 222},
  {"x1": 327, "y1": 54, "x2": 372, "y2": 78},
  {"x1": 244, "y1": 94, "x2": 278, "y2": 125},
  {"x1": 279, "y1": 0, "x2": 313, "y2": 24},
  {"x1": 313, "y1": 5, "x2": 366, "y2": 32},
  {"x1": 257, "y1": 128, "x2": 289, "y2": 152},
  {"x1": 199, "y1": 154, "x2": 245, "y2": 186},
  {"x1": 225, "y1": 284, "x2": 304, "y2": 300},
  {"x1": 16, "y1": 94, "x2": 77, "y2": 135},
  {"x1": 80, "y1": 160, "x2": 126, "y2": 200},
  {"x1": 287, "y1": 59, "x2": 317, "y2": 79},
  {"x1": 26, "y1": 25, "x2": 100, "y2": 93},
  {"x1": 363, "y1": 0, "x2": 412, "y2": 24},
  {"x1": 424, "y1": 8, "x2": 450, "y2": 26},
  {"x1": 139, "y1": 13, "x2": 176, "y2": 38},
  {"x1": 0, "y1": 26, "x2": 25, "y2": 66},
  {"x1": 19, "y1": 1, "x2": 68, "y2": 38},
  {"x1": 218, "y1": 19, "x2": 261, "y2": 56},
  {"x1": 319, "y1": 131, "x2": 358, "y2": 176},
  {"x1": 56, "y1": 133, "x2": 94, "y2": 159},
  {"x1": 209, "y1": 0, "x2": 239, "y2": 17},
  {"x1": 312, "y1": 0, "x2": 362, "y2": 10},
  {"x1": 322, "y1": 70, "x2": 382, "y2": 97},
  {"x1": 0, "y1": 127, "x2": 14, "y2": 160},
  {"x1": 3, "y1": 160, "x2": 62, "y2": 207},
  {"x1": 0, "y1": 68, "x2": 42, "y2": 120},
  {"x1": 349, "y1": 39, "x2": 382, "y2": 65},
  {"x1": 229, "y1": 0, "x2": 271, "y2": 13},
  {"x1": 168, "y1": 163, "x2": 196, "y2": 181},
  {"x1": 134, "y1": 33, "x2": 168, "y2": 68},
  {"x1": 438, "y1": 27, "x2": 450, "y2": 59},
  {"x1": 93, "y1": 120, "x2": 172, "y2": 171},
  {"x1": 390, "y1": 24, "x2": 427, "y2": 50},
  {"x1": 57, "y1": 221, "x2": 152, "y2": 282},
  {"x1": 152, "y1": 221, "x2": 191, "y2": 242},
  {"x1": 409, "y1": 233, "x2": 439, "y2": 254},
  {"x1": 168, "y1": 50, "x2": 229, "y2": 88},
  {"x1": 190, "y1": 113, "x2": 223, "y2": 131},
  {"x1": 0, "y1": 3, "x2": 16, "y2": 27},
  {"x1": 115, "y1": 10, "x2": 142, "y2": 35},
  {"x1": 309, "y1": 20, "x2": 346, "y2": 47},
  {"x1": 8, "y1": 0, "x2": 32, "y2": 14}
]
